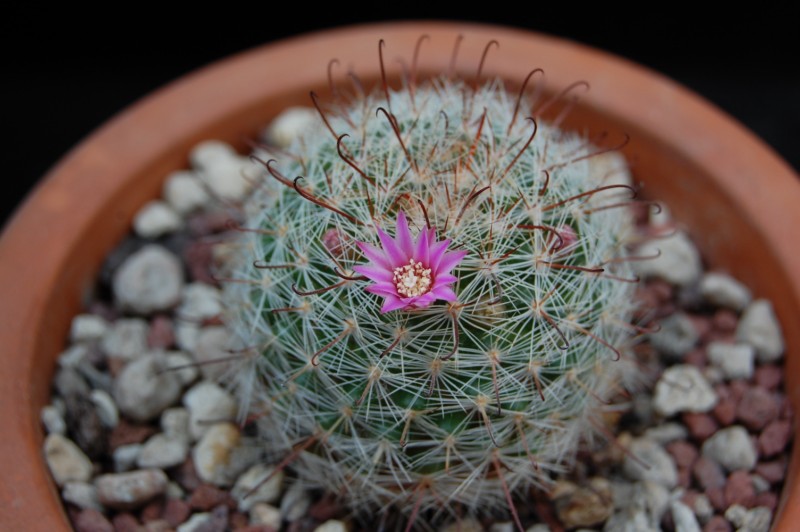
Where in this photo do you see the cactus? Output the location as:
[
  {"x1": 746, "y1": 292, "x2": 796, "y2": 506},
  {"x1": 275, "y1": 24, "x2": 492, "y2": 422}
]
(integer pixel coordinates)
[{"x1": 222, "y1": 39, "x2": 643, "y2": 528}]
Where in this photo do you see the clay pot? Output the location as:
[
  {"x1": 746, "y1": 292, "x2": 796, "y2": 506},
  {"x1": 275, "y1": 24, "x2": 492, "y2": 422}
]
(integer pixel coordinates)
[{"x1": 1, "y1": 22, "x2": 798, "y2": 530}]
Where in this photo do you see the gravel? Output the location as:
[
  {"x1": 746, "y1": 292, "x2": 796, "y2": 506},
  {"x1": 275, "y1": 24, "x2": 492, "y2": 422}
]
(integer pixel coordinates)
[{"x1": 41, "y1": 132, "x2": 793, "y2": 532}]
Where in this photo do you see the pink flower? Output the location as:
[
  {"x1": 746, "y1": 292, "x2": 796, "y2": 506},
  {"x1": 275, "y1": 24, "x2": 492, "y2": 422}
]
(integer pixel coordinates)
[{"x1": 353, "y1": 211, "x2": 467, "y2": 313}]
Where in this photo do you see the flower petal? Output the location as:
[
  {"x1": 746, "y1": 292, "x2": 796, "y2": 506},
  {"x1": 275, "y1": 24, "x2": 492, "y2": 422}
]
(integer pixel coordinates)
[
  {"x1": 356, "y1": 241, "x2": 393, "y2": 270},
  {"x1": 430, "y1": 285, "x2": 458, "y2": 301},
  {"x1": 352, "y1": 264, "x2": 393, "y2": 283},
  {"x1": 395, "y1": 210, "x2": 414, "y2": 257},
  {"x1": 429, "y1": 239, "x2": 451, "y2": 270},
  {"x1": 365, "y1": 282, "x2": 398, "y2": 296},
  {"x1": 380, "y1": 295, "x2": 409, "y2": 313},
  {"x1": 436, "y1": 249, "x2": 469, "y2": 275},
  {"x1": 414, "y1": 225, "x2": 430, "y2": 265},
  {"x1": 378, "y1": 227, "x2": 406, "y2": 266},
  {"x1": 435, "y1": 273, "x2": 458, "y2": 285}
]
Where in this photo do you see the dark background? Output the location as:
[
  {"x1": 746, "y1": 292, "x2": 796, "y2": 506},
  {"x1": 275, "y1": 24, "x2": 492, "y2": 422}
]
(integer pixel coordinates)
[{"x1": 3, "y1": 8, "x2": 798, "y2": 226}]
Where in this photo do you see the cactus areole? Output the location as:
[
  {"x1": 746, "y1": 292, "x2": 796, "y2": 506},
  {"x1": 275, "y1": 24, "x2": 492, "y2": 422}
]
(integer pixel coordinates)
[{"x1": 223, "y1": 38, "x2": 642, "y2": 526}]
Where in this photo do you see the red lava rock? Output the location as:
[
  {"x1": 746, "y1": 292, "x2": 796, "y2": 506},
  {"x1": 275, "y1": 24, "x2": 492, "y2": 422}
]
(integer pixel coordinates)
[
  {"x1": 758, "y1": 420, "x2": 792, "y2": 457},
  {"x1": 712, "y1": 309, "x2": 738, "y2": 333},
  {"x1": 111, "y1": 513, "x2": 140, "y2": 532},
  {"x1": 175, "y1": 458, "x2": 203, "y2": 492},
  {"x1": 755, "y1": 491, "x2": 778, "y2": 511},
  {"x1": 184, "y1": 241, "x2": 216, "y2": 285},
  {"x1": 712, "y1": 387, "x2": 737, "y2": 427},
  {"x1": 229, "y1": 511, "x2": 250, "y2": 529},
  {"x1": 140, "y1": 498, "x2": 164, "y2": 523},
  {"x1": 688, "y1": 314, "x2": 713, "y2": 341},
  {"x1": 189, "y1": 484, "x2": 232, "y2": 511},
  {"x1": 666, "y1": 440, "x2": 698, "y2": 469},
  {"x1": 74, "y1": 508, "x2": 113, "y2": 532},
  {"x1": 755, "y1": 460, "x2": 787, "y2": 484},
  {"x1": 706, "y1": 487, "x2": 727, "y2": 512},
  {"x1": 703, "y1": 515, "x2": 733, "y2": 532},
  {"x1": 163, "y1": 498, "x2": 191, "y2": 528},
  {"x1": 187, "y1": 210, "x2": 233, "y2": 236},
  {"x1": 308, "y1": 493, "x2": 343, "y2": 521},
  {"x1": 729, "y1": 380, "x2": 749, "y2": 402},
  {"x1": 754, "y1": 365, "x2": 783, "y2": 390},
  {"x1": 677, "y1": 468, "x2": 692, "y2": 488},
  {"x1": 684, "y1": 348, "x2": 708, "y2": 368},
  {"x1": 147, "y1": 315, "x2": 174, "y2": 349},
  {"x1": 694, "y1": 456, "x2": 726, "y2": 490},
  {"x1": 725, "y1": 470, "x2": 756, "y2": 508},
  {"x1": 649, "y1": 280, "x2": 674, "y2": 302},
  {"x1": 197, "y1": 504, "x2": 228, "y2": 532},
  {"x1": 680, "y1": 489, "x2": 700, "y2": 507},
  {"x1": 683, "y1": 412, "x2": 719, "y2": 441},
  {"x1": 109, "y1": 420, "x2": 157, "y2": 450},
  {"x1": 107, "y1": 357, "x2": 127, "y2": 379},
  {"x1": 736, "y1": 386, "x2": 779, "y2": 430},
  {"x1": 779, "y1": 395, "x2": 793, "y2": 420}
]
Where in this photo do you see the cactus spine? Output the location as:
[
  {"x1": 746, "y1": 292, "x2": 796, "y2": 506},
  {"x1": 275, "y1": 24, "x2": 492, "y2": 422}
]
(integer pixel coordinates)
[{"x1": 223, "y1": 39, "x2": 641, "y2": 526}]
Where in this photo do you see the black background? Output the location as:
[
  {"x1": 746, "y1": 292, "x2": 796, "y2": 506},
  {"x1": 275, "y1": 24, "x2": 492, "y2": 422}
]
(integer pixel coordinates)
[{"x1": 3, "y1": 8, "x2": 798, "y2": 226}]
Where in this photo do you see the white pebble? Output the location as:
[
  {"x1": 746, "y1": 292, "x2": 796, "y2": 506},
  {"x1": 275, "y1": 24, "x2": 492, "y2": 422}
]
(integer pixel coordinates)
[
  {"x1": 707, "y1": 342, "x2": 755, "y2": 380},
  {"x1": 166, "y1": 481, "x2": 185, "y2": 499},
  {"x1": 165, "y1": 351, "x2": 199, "y2": 387},
  {"x1": 161, "y1": 407, "x2": 190, "y2": 443},
  {"x1": 232, "y1": 463, "x2": 284, "y2": 511},
  {"x1": 633, "y1": 231, "x2": 702, "y2": 287},
  {"x1": 670, "y1": 501, "x2": 701, "y2": 532},
  {"x1": 736, "y1": 299, "x2": 784, "y2": 362},
  {"x1": 265, "y1": 107, "x2": 318, "y2": 148},
  {"x1": 44, "y1": 434, "x2": 94, "y2": 486},
  {"x1": 137, "y1": 433, "x2": 188, "y2": 469},
  {"x1": 113, "y1": 353, "x2": 183, "y2": 422},
  {"x1": 649, "y1": 313, "x2": 699, "y2": 359},
  {"x1": 642, "y1": 423, "x2": 688, "y2": 445},
  {"x1": 70, "y1": 314, "x2": 109, "y2": 342},
  {"x1": 112, "y1": 444, "x2": 142, "y2": 472},
  {"x1": 62, "y1": 481, "x2": 103, "y2": 511},
  {"x1": 163, "y1": 170, "x2": 211, "y2": 215},
  {"x1": 700, "y1": 272, "x2": 751, "y2": 310},
  {"x1": 95, "y1": 469, "x2": 168, "y2": 509},
  {"x1": 177, "y1": 513, "x2": 212, "y2": 532},
  {"x1": 314, "y1": 520, "x2": 349, "y2": 532},
  {"x1": 281, "y1": 482, "x2": 311, "y2": 521},
  {"x1": 190, "y1": 140, "x2": 237, "y2": 169},
  {"x1": 725, "y1": 504, "x2": 772, "y2": 532},
  {"x1": 192, "y1": 326, "x2": 234, "y2": 381},
  {"x1": 133, "y1": 200, "x2": 182, "y2": 238},
  {"x1": 101, "y1": 318, "x2": 148, "y2": 360},
  {"x1": 41, "y1": 405, "x2": 67, "y2": 435},
  {"x1": 702, "y1": 426, "x2": 757, "y2": 472},
  {"x1": 184, "y1": 381, "x2": 237, "y2": 440},
  {"x1": 622, "y1": 438, "x2": 677, "y2": 488},
  {"x1": 178, "y1": 283, "x2": 223, "y2": 321},
  {"x1": 250, "y1": 503, "x2": 281, "y2": 528},
  {"x1": 112, "y1": 245, "x2": 184, "y2": 315},
  {"x1": 652, "y1": 365, "x2": 717, "y2": 416},
  {"x1": 57, "y1": 344, "x2": 89, "y2": 368},
  {"x1": 175, "y1": 321, "x2": 201, "y2": 352},
  {"x1": 90, "y1": 389, "x2": 119, "y2": 428},
  {"x1": 692, "y1": 494, "x2": 713, "y2": 524},
  {"x1": 192, "y1": 422, "x2": 241, "y2": 486},
  {"x1": 197, "y1": 156, "x2": 252, "y2": 201}
]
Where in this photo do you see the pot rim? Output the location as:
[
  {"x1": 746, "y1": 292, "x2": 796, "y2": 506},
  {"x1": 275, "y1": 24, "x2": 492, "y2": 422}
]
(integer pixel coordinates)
[{"x1": 1, "y1": 21, "x2": 798, "y2": 530}]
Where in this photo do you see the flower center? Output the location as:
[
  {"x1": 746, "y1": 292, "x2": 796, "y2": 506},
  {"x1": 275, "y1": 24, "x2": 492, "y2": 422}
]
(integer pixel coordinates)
[{"x1": 393, "y1": 258, "x2": 433, "y2": 298}]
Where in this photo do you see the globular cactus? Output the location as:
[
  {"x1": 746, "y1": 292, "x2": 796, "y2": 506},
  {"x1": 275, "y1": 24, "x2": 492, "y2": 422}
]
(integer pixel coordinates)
[{"x1": 223, "y1": 39, "x2": 643, "y2": 528}]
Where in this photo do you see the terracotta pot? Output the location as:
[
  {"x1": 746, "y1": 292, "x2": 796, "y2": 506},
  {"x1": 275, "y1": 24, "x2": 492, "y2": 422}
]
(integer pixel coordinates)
[{"x1": 1, "y1": 22, "x2": 798, "y2": 530}]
